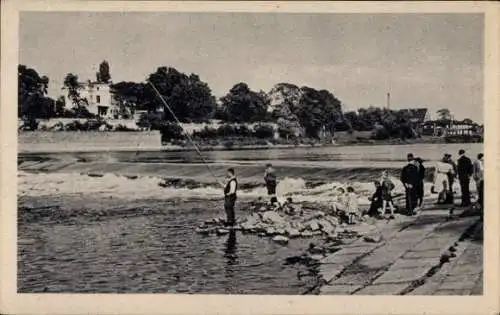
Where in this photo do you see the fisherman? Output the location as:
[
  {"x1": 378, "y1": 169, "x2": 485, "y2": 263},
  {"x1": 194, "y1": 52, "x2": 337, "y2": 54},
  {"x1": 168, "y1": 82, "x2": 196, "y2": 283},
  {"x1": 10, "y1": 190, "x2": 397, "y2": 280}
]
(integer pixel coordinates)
[
  {"x1": 414, "y1": 157, "x2": 426, "y2": 209},
  {"x1": 223, "y1": 168, "x2": 238, "y2": 227},
  {"x1": 264, "y1": 163, "x2": 278, "y2": 205}
]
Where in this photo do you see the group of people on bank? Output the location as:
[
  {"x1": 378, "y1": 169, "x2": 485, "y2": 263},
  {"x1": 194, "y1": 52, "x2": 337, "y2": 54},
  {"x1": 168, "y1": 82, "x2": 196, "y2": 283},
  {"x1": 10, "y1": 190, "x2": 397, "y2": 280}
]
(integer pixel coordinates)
[{"x1": 220, "y1": 150, "x2": 484, "y2": 227}]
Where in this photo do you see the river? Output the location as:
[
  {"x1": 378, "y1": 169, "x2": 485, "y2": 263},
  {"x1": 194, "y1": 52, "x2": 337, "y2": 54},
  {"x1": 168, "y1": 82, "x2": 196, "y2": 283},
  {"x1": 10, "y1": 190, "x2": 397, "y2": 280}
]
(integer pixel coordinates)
[{"x1": 17, "y1": 143, "x2": 482, "y2": 293}]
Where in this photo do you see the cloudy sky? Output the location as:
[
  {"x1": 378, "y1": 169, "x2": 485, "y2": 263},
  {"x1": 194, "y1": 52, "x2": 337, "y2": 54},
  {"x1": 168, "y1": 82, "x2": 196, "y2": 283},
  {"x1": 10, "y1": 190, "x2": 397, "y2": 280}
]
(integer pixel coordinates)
[{"x1": 20, "y1": 12, "x2": 483, "y2": 122}]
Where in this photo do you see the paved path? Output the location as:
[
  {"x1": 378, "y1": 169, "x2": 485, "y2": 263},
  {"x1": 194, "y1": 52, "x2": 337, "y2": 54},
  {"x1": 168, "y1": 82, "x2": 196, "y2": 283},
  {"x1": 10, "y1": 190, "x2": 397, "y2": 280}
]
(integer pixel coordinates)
[{"x1": 318, "y1": 207, "x2": 481, "y2": 295}]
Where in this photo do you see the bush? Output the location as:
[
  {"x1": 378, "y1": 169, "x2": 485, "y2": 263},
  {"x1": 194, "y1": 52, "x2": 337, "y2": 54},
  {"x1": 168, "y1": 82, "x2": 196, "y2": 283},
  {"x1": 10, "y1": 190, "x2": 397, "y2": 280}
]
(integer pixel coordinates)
[
  {"x1": 216, "y1": 124, "x2": 238, "y2": 137},
  {"x1": 193, "y1": 126, "x2": 218, "y2": 139},
  {"x1": 253, "y1": 124, "x2": 275, "y2": 139},
  {"x1": 278, "y1": 126, "x2": 296, "y2": 139},
  {"x1": 159, "y1": 122, "x2": 184, "y2": 142},
  {"x1": 114, "y1": 124, "x2": 135, "y2": 132},
  {"x1": 223, "y1": 140, "x2": 234, "y2": 149}
]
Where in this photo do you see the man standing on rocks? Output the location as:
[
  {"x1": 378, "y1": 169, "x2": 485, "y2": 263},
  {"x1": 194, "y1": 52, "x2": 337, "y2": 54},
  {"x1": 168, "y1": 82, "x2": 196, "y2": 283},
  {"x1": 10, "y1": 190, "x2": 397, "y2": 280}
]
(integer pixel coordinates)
[
  {"x1": 224, "y1": 168, "x2": 238, "y2": 227},
  {"x1": 401, "y1": 153, "x2": 419, "y2": 215},
  {"x1": 264, "y1": 163, "x2": 278, "y2": 205},
  {"x1": 457, "y1": 149, "x2": 474, "y2": 207}
]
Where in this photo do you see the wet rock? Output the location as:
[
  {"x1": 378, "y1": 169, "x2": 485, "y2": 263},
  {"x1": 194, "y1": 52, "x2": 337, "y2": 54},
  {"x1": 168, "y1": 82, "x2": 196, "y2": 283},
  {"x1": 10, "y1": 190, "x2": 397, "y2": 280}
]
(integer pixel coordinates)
[
  {"x1": 364, "y1": 234, "x2": 382, "y2": 243},
  {"x1": 286, "y1": 228, "x2": 301, "y2": 238},
  {"x1": 301, "y1": 231, "x2": 313, "y2": 237},
  {"x1": 265, "y1": 227, "x2": 276, "y2": 235},
  {"x1": 216, "y1": 229, "x2": 229, "y2": 235},
  {"x1": 262, "y1": 211, "x2": 286, "y2": 225},
  {"x1": 318, "y1": 219, "x2": 335, "y2": 233},
  {"x1": 272, "y1": 235, "x2": 289, "y2": 245},
  {"x1": 276, "y1": 228, "x2": 286, "y2": 235},
  {"x1": 308, "y1": 220, "x2": 320, "y2": 231}
]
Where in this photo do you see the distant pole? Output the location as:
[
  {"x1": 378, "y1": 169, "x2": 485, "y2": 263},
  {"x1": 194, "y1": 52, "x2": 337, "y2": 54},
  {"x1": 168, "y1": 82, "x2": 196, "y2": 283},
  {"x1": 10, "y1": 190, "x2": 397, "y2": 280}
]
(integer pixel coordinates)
[{"x1": 386, "y1": 92, "x2": 391, "y2": 110}]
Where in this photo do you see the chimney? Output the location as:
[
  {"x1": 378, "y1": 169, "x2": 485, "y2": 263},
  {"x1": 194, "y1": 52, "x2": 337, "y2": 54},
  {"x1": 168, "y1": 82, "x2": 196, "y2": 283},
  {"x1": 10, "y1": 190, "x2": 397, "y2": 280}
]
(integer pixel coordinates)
[{"x1": 386, "y1": 92, "x2": 391, "y2": 109}]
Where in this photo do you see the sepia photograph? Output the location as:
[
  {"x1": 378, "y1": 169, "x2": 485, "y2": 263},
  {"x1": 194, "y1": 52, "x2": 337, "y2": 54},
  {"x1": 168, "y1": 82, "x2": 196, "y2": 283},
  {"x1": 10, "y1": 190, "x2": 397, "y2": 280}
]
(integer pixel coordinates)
[{"x1": 2, "y1": 1, "x2": 499, "y2": 315}]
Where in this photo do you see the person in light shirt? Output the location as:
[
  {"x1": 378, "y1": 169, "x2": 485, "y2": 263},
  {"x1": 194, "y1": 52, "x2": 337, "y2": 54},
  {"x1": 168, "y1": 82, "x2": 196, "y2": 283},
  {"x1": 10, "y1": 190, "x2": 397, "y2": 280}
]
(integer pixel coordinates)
[{"x1": 473, "y1": 153, "x2": 484, "y2": 214}]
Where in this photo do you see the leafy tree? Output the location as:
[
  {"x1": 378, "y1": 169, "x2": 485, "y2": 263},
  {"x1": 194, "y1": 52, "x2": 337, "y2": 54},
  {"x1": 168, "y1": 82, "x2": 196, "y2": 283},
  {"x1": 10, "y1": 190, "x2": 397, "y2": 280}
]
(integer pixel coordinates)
[
  {"x1": 145, "y1": 67, "x2": 216, "y2": 122},
  {"x1": 55, "y1": 96, "x2": 66, "y2": 117},
  {"x1": 220, "y1": 83, "x2": 269, "y2": 123},
  {"x1": 18, "y1": 65, "x2": 52, "y2": 119},
  {"x1": 96, "y1": 60, "x2": 111, "y2": 83},
  {"x1": 295, "y1": 86, "x2": 343, "y2": 138}
]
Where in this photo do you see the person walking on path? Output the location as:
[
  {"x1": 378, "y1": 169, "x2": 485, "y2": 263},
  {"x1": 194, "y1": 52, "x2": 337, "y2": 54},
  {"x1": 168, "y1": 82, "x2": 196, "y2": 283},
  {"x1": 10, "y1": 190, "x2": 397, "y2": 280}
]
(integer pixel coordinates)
[
  {"x1": 473, "y1": 153, "x2": 484, "y2": 214},
  {"x1": 401, "y1": 153, "x2": 420, "y2": 216},
  {"x1": 223, "y1": 168, "x2": 238, "y2": 227},
  {"x1": 414, "y1": 157, "x2": 426, "y2": 209},
  {"x1": 457, "y1": 149, "x2": 474, "y2": 207},
  {"x1": 264, "y1": 163, "x2": 278, "y2": 205},
  {"x1": 380, "y1": 171, "x2": 396, "y2": 219}
]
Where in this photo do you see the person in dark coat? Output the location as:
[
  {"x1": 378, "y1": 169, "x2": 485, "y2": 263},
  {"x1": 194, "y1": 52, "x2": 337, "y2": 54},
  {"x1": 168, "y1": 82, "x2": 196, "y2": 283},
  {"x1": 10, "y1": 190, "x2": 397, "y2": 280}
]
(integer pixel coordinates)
[
  {"x1": 400, "y1": 153, "x2": 419, "y2": 215},
  {"x1": 445, "y1": 153, "x2": 457, "y2": 194},
  {"x1": 414, "y1": 157, "x2": 426, "y2": 208},
  {"x1": 264, "y1": 163, "x2": 278, "y2": 204},
  {"x1": 223, "y1": 168, "x2": 238, "y2": 227},
  {"x1": 457, "y1": 149, "x2": 474, "y2": 207},
  {"x1": 368, "y1": 181, "x2": 383, "y2": 217}
]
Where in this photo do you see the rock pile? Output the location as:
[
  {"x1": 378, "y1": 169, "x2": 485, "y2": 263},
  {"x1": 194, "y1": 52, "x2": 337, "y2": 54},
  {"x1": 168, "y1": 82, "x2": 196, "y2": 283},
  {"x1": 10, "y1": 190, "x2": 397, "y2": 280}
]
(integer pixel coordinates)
[{"x1": 196, "y1": 201, "x2": 342, "y2": 244}]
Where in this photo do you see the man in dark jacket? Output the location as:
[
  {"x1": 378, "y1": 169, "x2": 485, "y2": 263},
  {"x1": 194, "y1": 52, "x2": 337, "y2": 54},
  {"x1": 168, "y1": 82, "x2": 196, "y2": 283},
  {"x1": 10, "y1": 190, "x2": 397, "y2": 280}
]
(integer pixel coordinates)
[
  {"x1": 223, "y1": 168, "x2": 238, "y2": 227},
  {"x1": 401, "y1": 153, "x2": 419, "y2": 215},
  {"x1": 415, "y1": 157, "x2": 426, "y2": 208},
  {"x1": 457, "y1": 149, "x2": 474, "y2": 207},
  {"x1": 264, "y1": 163, "x2": 278, "y2": 204}
]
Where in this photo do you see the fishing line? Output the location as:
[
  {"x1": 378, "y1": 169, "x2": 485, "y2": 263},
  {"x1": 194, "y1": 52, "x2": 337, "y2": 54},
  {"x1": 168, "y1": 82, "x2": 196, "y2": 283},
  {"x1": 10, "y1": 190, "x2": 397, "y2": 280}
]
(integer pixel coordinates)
[{"x1": 146, "y1": 80, "x2": 223, "y2": 186}]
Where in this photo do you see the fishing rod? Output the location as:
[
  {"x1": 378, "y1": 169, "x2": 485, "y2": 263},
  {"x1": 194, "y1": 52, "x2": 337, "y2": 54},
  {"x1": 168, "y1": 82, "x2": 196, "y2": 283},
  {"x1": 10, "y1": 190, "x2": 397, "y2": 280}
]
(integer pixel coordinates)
[{"x1": 147, "y1": 80, "x2": 224, "y2": 187}]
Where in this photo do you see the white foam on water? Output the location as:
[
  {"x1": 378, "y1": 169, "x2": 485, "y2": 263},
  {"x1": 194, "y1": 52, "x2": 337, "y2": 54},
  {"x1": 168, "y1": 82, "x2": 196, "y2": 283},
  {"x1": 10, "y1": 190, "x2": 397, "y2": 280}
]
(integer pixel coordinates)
[{"x1": 18, "y1": 171, "x2": 476, "y2": 206}]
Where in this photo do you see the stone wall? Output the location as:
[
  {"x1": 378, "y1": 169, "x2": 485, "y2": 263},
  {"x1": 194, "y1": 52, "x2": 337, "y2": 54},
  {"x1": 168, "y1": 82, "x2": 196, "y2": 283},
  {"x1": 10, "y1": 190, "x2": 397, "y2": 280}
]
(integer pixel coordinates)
[{"x1": 18, "y1": 131, "x2": 162, "y2": 153}]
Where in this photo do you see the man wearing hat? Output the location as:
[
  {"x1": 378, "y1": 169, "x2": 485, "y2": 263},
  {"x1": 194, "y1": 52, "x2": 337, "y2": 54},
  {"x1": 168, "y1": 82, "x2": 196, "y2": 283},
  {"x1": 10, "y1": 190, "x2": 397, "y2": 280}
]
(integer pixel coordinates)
[
  {"x1": 400, "y1": 153, "x2": 419, "y2": 215},
  {"x1": 457, "y1": 149, "x2": 474, "y2": 207}
]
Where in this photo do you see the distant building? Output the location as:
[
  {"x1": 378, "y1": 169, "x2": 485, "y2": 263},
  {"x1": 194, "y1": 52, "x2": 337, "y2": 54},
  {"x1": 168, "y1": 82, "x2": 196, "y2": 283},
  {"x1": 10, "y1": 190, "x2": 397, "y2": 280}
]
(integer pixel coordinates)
[
  {"x1": 61, "y1": 81, "x2": 117, "y2": 118},
  {"x1": 397, "y1": 108, "x2": 430, "y2": 125},
  {"x1": 421, "y1": 119, "x2": 480, "y2": 137}
]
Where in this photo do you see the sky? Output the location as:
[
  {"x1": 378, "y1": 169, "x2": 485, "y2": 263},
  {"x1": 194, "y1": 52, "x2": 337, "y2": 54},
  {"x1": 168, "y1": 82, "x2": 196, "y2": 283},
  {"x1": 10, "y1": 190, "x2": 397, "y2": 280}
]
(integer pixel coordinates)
[{"x1": 19, "y1": 12, "x2": 484, "y2": 122}]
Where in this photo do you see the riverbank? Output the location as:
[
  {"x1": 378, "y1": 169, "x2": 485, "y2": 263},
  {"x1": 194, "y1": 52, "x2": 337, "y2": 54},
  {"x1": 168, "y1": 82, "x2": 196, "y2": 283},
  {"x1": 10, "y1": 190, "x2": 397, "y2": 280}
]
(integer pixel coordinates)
[{"x1": 18, "y1": 131, "x2": 481, "y2": 154}]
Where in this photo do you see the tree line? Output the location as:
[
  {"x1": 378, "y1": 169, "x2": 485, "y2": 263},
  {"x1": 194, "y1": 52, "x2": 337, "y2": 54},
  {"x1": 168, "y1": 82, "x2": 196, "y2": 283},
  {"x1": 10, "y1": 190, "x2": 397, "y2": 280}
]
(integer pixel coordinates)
[{"x1": 18, "y1": 61, "x2": 461, "y2": 140}]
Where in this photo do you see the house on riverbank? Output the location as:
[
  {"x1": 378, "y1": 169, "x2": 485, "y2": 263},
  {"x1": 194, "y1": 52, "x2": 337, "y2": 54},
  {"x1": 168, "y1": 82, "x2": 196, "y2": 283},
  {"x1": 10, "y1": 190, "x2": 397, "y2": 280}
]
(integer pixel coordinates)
[{"x1": 61, "y1": 81, "x2": 119, "y2": 118}]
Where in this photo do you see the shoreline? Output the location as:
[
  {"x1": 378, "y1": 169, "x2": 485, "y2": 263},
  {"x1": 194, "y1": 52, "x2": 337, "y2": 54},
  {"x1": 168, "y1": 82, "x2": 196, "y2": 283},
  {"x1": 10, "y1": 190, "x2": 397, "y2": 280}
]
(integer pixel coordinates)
[{"x1": 17, "y1": 133, "x2": 482, "y2": 155}]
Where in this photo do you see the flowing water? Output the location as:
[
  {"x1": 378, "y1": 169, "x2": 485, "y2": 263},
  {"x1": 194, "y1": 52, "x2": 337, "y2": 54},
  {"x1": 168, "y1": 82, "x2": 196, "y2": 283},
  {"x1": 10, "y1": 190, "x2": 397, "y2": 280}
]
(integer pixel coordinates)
[{"x1": 17, "y1": 143, "x2": 482, "y2": 293}]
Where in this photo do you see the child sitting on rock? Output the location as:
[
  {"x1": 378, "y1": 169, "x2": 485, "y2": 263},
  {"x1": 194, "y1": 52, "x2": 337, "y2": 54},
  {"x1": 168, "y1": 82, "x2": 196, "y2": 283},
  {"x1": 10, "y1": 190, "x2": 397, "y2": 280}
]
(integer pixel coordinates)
[
  {"x1": 346, "y1": 186, "x2": 360, "y2": 224},
  {"x1": 331, "y1": 187, "x2": 348, "y2": 214}
]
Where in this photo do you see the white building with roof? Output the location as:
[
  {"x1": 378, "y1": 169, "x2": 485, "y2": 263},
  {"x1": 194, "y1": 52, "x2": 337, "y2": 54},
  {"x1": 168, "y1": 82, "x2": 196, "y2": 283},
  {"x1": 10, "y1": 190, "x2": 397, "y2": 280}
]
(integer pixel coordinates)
[{"x1": 62, "y1": 81, "x2": 118, "y2": 118}]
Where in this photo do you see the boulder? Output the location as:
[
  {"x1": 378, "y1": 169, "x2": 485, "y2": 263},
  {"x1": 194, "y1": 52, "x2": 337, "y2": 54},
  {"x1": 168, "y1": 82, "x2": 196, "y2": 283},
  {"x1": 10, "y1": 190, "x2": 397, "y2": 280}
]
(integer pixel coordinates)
[
  {"x1": 216, "y1": 229, "x2": 229, "y2": 235},
  {"x1": 318, "y1": 220, "x2": 335, "y2": 233},
  {"x1": 262, "y1": 211, "x2": 286, "y2": 225},
  {"x1": 266, "y1": 227, "x2": 277, "y2": 235},
  {"x1": 272, "y1": 235, "x2": 289, "y2": 245},
  {"x1": 364, "y1": 234, "x2": 383, "y2": 243},
  {"x1": 276, "y1": 228, "x2": 286, "y2": 235},
  {"x1": 301, "y1": 231, "x2": 313, "y2": 237},
  {"x1": 286, "y1": 228, "x2": 301, "y2": 238},
  {"x1": 308, "y1": 220, "x2": 320, "y2": 231}
]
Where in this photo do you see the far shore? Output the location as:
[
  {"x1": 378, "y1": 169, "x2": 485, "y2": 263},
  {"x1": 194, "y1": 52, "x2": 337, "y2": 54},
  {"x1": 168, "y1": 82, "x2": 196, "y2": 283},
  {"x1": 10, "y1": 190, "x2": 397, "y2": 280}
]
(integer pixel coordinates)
[{"x1": 17, "y1": 134, "x2": 481, "y2": 155}]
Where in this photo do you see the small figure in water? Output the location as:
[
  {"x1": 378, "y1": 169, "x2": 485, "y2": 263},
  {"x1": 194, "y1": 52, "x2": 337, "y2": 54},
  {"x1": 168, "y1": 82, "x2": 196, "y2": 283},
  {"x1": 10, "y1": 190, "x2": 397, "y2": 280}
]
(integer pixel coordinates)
[
  {"x1": 223, "y1": 168, "x2": 238, "y2": 227},
  {"x1": 346, "y1": 186, "x2": 359, "y2": 224},
  {"x1": 264, "y1": 163, "x2": 278, "y2": 205}
]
